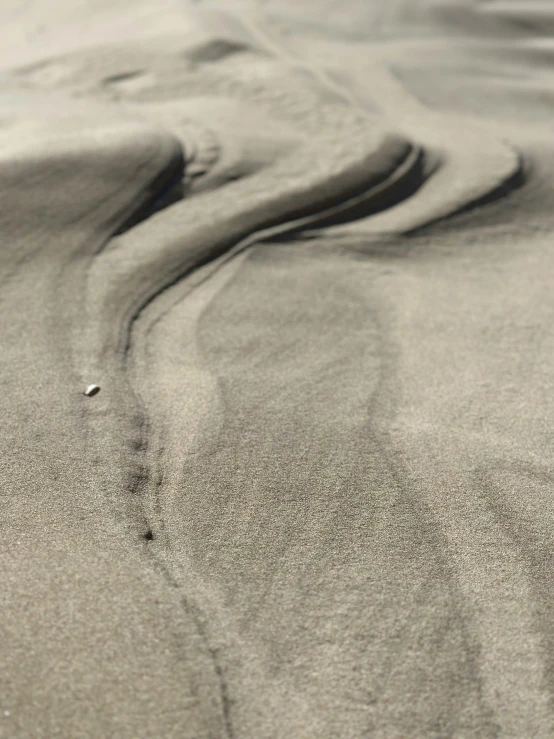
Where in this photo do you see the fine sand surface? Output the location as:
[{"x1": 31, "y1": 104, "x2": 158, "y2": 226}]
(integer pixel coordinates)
[{"x1": 1, "y1": 1, "x2": 554, "y2": 736}]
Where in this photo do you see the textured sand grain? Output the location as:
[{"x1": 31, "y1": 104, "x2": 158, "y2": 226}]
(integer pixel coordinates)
[{"x1": 1, "y1": 1, "x2": 554, "y2": 737}]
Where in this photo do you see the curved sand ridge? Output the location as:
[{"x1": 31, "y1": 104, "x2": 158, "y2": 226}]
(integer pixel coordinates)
[
  {"x1": 79, "y1": 41, "x2": 421, "y2": 738},
  {"x1": 222, "y1": 7, "x2": 523, "y2": 236},
  {"x1": 0, "y1": 28, "x2": 419, "y2": 739},
  {"x1": 1, "y1": 1, "x2": 553, "y2": 737}
]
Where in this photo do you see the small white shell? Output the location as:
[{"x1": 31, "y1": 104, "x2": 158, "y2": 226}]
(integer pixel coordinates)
[{"x1": 84, "y1": 384, "x2": 101, "y2": 397}]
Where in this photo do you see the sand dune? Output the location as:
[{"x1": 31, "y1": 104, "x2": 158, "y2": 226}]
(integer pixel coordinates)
[{"x1": 1, "y1": 0, "x2": 554, "y2": 737}]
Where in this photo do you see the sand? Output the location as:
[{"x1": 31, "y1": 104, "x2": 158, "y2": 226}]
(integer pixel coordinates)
[{"x1": 1, "y1": 0, "x2": 554, "y2": 736}]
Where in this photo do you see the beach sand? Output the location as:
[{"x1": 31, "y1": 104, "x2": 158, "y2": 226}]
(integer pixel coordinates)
[{"x1": 1, "y1": 1, "x2": 554, "y2": 736}]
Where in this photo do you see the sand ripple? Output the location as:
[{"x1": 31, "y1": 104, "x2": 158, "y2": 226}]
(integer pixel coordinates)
[{"x1": 1, "y1": 1, "x2": 553, "y2": 737}]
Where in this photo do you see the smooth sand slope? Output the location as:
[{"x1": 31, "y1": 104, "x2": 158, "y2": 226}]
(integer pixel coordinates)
[{"x1": 1, "y1": 0, "x2": 554, "y2": 737}]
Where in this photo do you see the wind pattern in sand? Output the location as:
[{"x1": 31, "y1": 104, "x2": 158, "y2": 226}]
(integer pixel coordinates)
[{"x1": 1, "y1": 0, "x2": 554, "y2": 736}]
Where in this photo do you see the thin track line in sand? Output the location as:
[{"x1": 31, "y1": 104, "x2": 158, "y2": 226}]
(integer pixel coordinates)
[
  {"x1": 109, "y1": 26, "x2": 425, "y2": 734},
  {"x1": 114, "y1": 7, "x2": 542, "y2": 735},
  {"x1": 175, "y1": 7, "x2": 549, "y2": 734}
]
